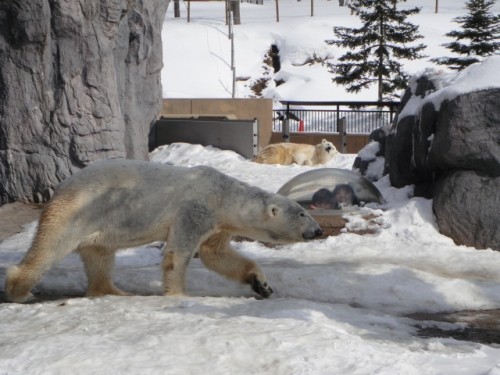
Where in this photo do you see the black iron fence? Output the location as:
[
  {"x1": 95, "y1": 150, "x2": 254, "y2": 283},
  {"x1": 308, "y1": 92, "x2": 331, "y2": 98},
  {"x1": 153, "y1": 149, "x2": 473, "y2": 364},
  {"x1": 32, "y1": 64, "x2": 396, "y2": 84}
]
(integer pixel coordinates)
[{"x1": 273, "y1": 101, "x2": 400, "y2": 135}]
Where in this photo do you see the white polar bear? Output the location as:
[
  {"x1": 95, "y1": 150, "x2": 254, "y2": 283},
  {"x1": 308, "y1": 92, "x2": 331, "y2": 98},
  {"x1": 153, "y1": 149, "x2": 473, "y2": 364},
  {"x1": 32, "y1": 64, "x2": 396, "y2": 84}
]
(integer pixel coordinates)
[
  {"x1": 5, "y1": 159, "x2": 322, "y2": 303},
  {"x1": 254, "y1": 139, "x2": 338, "y2": 166}
]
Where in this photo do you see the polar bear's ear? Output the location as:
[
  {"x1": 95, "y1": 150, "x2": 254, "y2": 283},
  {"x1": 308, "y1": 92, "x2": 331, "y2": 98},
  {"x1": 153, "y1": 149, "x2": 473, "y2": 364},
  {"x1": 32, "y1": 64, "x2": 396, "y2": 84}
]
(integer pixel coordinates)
[
  {"x1": 267, "y1": 204, "x2": 280, "y2": 217},
  {"x1": 322, "y1": 139, "x2": 327, "y2": 144}
]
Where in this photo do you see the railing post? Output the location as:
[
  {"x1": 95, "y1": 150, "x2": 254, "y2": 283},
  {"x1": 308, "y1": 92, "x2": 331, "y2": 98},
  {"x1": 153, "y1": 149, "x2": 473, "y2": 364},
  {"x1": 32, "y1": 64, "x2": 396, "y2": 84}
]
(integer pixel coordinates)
[
  {"x1": 283, "y1": 102, "x2": 290, "y2": 142},
  {"x1": 338, "y1": 117, "x2": 347, "y2": 153},
  {"x1": 283, "y1": 119, "x2": 290, "y2": 142},
  {"x1": 389, "y1": 102, "x2": 397, "y2": 123},
  {"x1": 336, "y1": 104, "x2": 340, "y2": 132}
]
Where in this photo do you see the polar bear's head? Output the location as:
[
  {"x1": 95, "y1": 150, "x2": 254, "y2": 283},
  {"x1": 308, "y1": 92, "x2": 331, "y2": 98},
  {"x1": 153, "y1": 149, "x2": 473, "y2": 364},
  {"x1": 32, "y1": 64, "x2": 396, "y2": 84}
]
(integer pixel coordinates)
[
  {"x1": 316, "y1": 139, "x2": 338, "y2": 163},
  {"x1": 236, "y1": 193, "x2": 322, "y2": 244},
  {"x1": 318, "y1": 139, "x2": 338, "y2": 157}
]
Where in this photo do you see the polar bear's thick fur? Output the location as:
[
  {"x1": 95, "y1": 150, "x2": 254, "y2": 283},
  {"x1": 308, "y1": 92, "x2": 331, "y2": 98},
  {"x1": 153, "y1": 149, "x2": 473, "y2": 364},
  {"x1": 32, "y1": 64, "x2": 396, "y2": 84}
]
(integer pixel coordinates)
[
  {"x1": 254, "y1": 139, "x2": 338, "y2": 166},
  {"x1": 5, "y1": 160, "x2": 322, "y2": 303}
]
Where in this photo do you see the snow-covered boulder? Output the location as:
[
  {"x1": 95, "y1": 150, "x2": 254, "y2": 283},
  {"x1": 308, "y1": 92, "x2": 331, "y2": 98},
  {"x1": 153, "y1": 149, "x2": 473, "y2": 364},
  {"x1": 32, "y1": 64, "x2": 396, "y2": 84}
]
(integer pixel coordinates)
[
  {"x1": 355, "y1": 56, "x2": 500, "y2": 250},
  {"x1": 352, "y1": 128, "x2": 386, "y2": 182}
]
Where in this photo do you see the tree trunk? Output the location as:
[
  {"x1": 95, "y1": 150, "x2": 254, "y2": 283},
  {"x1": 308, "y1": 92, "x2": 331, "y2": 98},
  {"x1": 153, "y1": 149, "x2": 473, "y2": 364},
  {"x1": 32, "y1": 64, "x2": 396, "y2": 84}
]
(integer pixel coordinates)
[
  {"x1": 232, "y1": 0, "x2": 241, "y2": 25},
  {"x1": 378, "y1": 16, "x2": 384, "y2": 102},
  {"x1": 174, "y1": 0, "x2": 181, "y2": 18}
]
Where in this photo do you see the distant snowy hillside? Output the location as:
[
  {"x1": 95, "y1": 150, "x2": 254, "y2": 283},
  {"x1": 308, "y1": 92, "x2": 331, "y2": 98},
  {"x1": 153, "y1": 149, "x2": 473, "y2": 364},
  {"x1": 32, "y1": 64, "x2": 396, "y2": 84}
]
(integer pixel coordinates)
[{"x1": 161, "y1": 0, "x2": 500, "y2": 102}]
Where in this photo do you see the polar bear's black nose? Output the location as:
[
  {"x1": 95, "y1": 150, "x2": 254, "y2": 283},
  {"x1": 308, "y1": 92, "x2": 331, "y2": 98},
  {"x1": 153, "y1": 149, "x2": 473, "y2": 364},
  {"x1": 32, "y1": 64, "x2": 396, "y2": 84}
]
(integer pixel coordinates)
[{"x1": 303, "y1": 227, "x2": 323, "y2": 240}]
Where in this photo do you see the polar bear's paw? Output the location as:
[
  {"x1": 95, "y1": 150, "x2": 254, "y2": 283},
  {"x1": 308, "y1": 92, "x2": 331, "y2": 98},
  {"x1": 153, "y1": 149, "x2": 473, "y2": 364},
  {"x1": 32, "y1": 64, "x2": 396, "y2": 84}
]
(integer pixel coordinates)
[{"x1": 248, "y1": 274, "x2": 274, "y2": 298}]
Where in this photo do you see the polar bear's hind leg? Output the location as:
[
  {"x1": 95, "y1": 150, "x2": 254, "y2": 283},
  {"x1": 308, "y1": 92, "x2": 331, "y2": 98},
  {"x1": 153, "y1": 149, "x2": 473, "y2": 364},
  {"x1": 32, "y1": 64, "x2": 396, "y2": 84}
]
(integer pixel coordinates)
[
  {"x1": 78, "y1": 245, "x2": 130, "y2": 297},
  {"x1": 5, "y1": 229, "x2": 77, "y2": 302}
]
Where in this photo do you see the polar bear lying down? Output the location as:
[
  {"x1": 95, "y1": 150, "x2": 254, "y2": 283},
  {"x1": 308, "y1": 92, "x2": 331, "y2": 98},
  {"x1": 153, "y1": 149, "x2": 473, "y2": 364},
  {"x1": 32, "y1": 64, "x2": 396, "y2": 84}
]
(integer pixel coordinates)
[
  {"x1": 254, "y1": 139, "x2": 338, "y2": 166},
  {"x1": 5, "y1": 160, "x2": 323, "y2": 303}
]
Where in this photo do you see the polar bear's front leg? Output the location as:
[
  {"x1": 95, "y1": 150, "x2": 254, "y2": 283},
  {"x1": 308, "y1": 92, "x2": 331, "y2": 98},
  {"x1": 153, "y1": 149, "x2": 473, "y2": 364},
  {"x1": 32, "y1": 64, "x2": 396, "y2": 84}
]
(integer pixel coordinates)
[
  {"x1": 162, "y1": 203, "x2": 216, "y2": 296},
  {"x1": 78, "y1": 245, "x2": 130, "y2": 297},
  {"x1": 162, "y1": 249, "x2": 193, "y2": 296},
  {"x1": 198, "y1": 232, "x2": 274, "y2": 298},
  {"x1": 292, "y1": 155, "x2": 312, "y2": 166}
]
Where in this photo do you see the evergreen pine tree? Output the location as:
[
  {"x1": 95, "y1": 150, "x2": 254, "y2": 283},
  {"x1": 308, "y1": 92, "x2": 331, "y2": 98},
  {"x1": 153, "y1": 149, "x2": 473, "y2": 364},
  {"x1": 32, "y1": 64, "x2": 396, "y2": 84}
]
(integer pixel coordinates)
[
  {"x1": 432, "y1": 0, "x2": 500, "y2": 71},
  {"x1": 326, "y1": 0, "x2": 427, "y2": 102}
]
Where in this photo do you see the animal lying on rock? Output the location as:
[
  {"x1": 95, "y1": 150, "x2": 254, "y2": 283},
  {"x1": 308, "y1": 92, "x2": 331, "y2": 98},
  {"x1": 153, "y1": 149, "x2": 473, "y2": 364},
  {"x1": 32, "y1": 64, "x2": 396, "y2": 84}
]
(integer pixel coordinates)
[{"x1": 5, "y1": 159, "x2": 323, "y2": 303}]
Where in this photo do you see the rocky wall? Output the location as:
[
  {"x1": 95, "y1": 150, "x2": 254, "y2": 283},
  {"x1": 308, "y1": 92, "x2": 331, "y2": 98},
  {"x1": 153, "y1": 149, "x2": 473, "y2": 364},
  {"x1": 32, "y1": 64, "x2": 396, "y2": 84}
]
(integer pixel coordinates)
[{"x1": 0, "y1": 0, "x2": 169, "y2": 204}]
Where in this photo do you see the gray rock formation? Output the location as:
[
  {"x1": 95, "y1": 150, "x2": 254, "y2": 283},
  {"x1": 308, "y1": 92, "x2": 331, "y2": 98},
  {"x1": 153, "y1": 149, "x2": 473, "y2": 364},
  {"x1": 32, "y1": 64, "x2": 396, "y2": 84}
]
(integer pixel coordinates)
[
  {"x1": 433, "y1": 170, "x2": 500, "y2": 250},
  {"x1": 428, "y1": 89, "x2": 500, "y2": 176},
  {"x1": 355, "y1": 60, "x2": 500, "y2": 250},
  {"x1": 0, "y1": 0, "x2": 169, "y2": 204},
  {"x1": 385, "y1": 75, "x2": 437, "y2": 192}
]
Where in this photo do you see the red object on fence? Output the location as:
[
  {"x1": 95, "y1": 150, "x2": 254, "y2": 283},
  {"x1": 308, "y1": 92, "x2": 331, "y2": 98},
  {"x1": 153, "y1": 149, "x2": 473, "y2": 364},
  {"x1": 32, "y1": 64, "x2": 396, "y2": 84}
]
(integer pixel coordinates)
[{"x1": 298, "y1": 120, "x2": 304, "y2": 132}]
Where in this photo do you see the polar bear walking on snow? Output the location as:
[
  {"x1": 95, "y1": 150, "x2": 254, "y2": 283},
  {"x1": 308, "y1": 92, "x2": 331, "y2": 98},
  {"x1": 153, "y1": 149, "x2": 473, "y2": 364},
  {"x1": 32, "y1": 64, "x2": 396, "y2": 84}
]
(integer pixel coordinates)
[
  {"x1": 254, "y1": 139, "x2": 338, "y2": 166},
  {"x1": 5, "y1": 160, "x2": 322, "y2": 303}
]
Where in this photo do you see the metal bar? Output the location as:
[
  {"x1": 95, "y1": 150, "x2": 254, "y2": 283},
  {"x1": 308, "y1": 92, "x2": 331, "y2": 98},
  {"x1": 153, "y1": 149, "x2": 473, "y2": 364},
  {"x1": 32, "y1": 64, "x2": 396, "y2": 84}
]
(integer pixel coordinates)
[
  {"x1": 338, "y1": 117, "x2": 347, "y2": 153},
  {"x1": 279, "y1": 100, "x2": 400, "y2": 107},
  {"x1": 284, "y1": 103, "x2": 290, "y2": 142}
]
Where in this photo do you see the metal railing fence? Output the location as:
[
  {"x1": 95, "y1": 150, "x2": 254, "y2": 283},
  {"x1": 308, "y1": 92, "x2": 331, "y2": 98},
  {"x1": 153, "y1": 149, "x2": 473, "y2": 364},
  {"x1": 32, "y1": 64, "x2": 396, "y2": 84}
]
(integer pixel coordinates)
[{"x1": 273, "y1": 101, "x2": 400, "y2": 135}]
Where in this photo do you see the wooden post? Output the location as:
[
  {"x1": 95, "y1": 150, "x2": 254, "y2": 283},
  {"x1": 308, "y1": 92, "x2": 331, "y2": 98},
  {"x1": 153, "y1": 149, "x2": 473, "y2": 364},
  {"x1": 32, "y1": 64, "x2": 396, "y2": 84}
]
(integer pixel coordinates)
[
  {"x1": 187, "y1": 0, "x2": 191, "y2": 22},
  {"x1": 435, "y1": 0, "x2": 438, "y2": 13},
  {"x1": 275, "y1": 0, "x2": 280, "y2": 22}
]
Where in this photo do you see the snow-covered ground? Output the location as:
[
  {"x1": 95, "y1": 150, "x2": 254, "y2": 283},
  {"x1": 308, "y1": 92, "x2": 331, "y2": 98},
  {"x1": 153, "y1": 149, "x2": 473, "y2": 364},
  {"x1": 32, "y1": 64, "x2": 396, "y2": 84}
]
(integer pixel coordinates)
[
  {"x1": 2, "y1": 143, "x2": 500, "y2": 374},
  {"x1": 2, "y1": 1, "x2": 500, "y2": 374}
]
